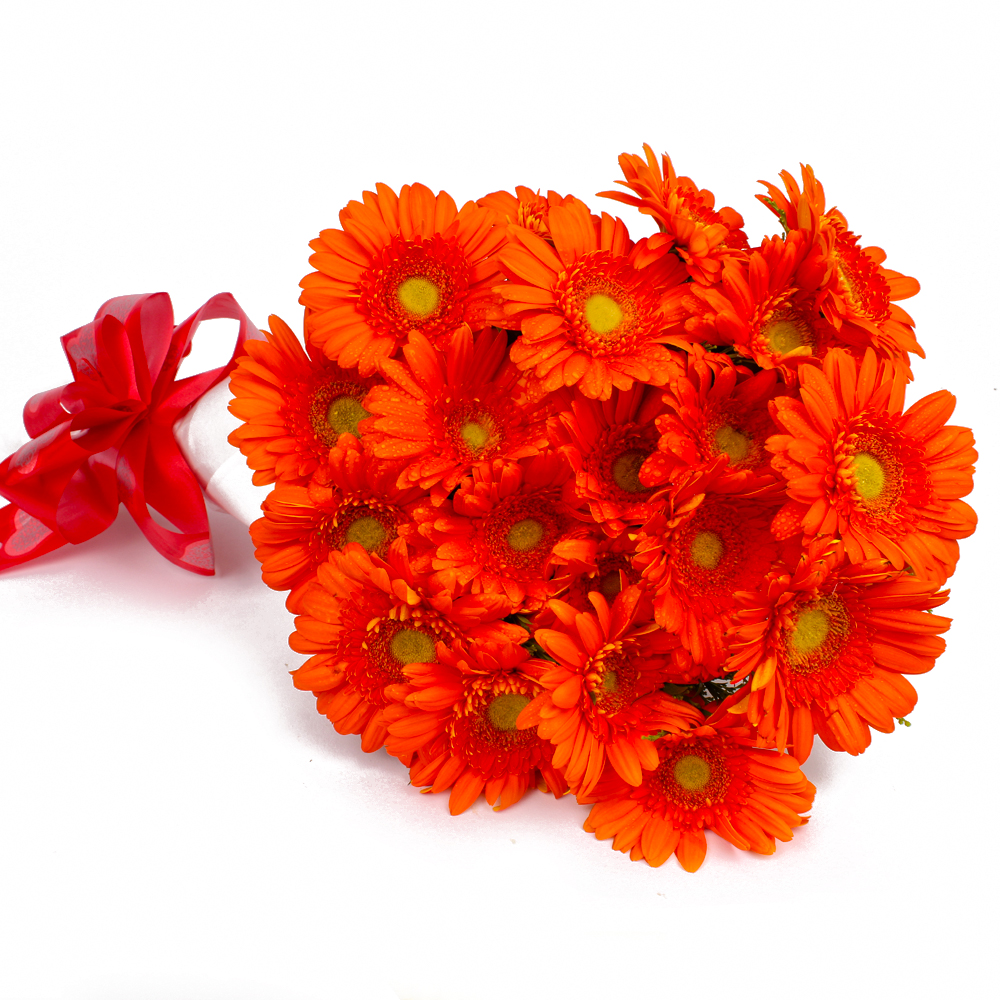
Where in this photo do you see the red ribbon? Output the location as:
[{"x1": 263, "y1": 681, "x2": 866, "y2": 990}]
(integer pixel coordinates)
[{"x1": 0, "y1": 293, "x2": 254, "y2": 575}]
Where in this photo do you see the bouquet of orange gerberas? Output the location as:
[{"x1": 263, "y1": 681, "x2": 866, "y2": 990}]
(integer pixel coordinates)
[{"x1": 227, "y1": 148, "x2": 977, "y2": 873}]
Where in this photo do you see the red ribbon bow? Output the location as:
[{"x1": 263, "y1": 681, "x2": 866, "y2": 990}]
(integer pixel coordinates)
[{"x1": 0, "y1": 293, "x2": 254, "y2": 575}]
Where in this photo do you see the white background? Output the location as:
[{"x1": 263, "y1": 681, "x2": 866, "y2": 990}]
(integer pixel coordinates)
[{"x1": 1, "y1": 2, "x2": 997, "y2": 998}]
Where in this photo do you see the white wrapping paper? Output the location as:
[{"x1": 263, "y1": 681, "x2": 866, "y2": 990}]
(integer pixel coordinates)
[{"x1": 173, "y1": 378, "x2": 269, "y2": 529}]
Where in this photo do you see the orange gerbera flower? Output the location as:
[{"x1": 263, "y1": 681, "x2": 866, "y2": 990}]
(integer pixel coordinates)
[
  {"x1": 725, "y1": 538, "x2": 951, "y2": 761},
  {"x1": 552, "y1": 384, "x2": 668, "y2": 535},
  {"x1": 640, "y1": 353, "x2": 784, "y2": 494},
  {"x1": 517, "y1": 587, "x2": 704, "y2": 797},
  {"x1": 532, "y1": 532, "x2": 652, "y2": 632},
  {"x1": 300, "y1": 183, "x2": 508, "y2": 375},
  {"x1": 477, "y1": 187, "x2": 576, "y2": 242},
  {"x1": 384, "y1": 639, "x2": 568, "y2": 814},
  {"x1": 767, "y1": 349, "x2": 978, "y2": 583},
  {"x1": 633, "y1": 487, "x2": 780, "y2": 668},
  {"x1": 598, "y1": 144, "x2": 750, "y2": 285},
  {"x1": 582, "y1": 721, "x2": 815, "y2": 871},
  {"x1": 361, "y1": 325, "x2": 549, "y2": 493},
  {"x1": 250, "y1": 434, "x2": 427, "y2": 609},
  {"x1": 422, "y1": 454, "x2": 597, "y2": 611},
  {"x1": 757, "y1": 165, "x2": 922, "y2": 370},
  {"x1": 683, "y1": 233, "x2": 842, "y2": 382},
  {"x1": 584, "y1": 535, "x2": 644, "y2": 602},
  {"x1": 228, "y1": 315, "x2": 379, "y2": 486},
  {"x1": 290, "y1": 539, "x2": 521, "y2": 753},
  {"x1": 496, "y1": 197, "x2": 689, "y2": 400}
]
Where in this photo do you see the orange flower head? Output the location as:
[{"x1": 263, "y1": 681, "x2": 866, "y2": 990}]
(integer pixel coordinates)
[
  {"x1": 539, "y1": 532, "x2": 647, "y2": 627},
  {"x1": 300, "y1": 183, "x2": 508, "y2": 375},
  {"x1": 725, "y1": 538, "x2": 951, "y2": 761},
  {"x1": 477, "y1": 187, "x2": 576, "y2": 242},
  {"x1": 250, "y1": 434, "x2": 428, "y2": 608},
  {"x1": 640, "y1": 353, "x2": 784, "y2": 494},
  {"x1": 583, "y1": 721, "x2": 815, "y2": 871},
  {"x1": 496, "y1": 197, "x2": 688, "y2": 400},
  {"x1": 289, "y1": 539, "x2": 523, "y2": 753},
  {"x1": 228, "y1": 315, "x2": 379, "y2": 487},
  {"x1": 384, "y1": 639, "x2": 568, "y2": 814},
  {"x1": 587, "y1": 538, "x2": 643, "y2": 602},
  {"x1": 757, "y1": 165, "x2": 923, "y2": 371},
  {"x1": 683, "y1": 233, "x2": 844, "y2": 383},
  {"x1": 633, "y1": 491, "x2": 780, "y2": 667},
  {"x1": 598, "y1": 145, "x2": 750, "y2": 285},
  {"x1": 362, "y1": 325, "x2": 549, "y2": 494},
  {"x1": 421, "y1": 453, "x2": 597, "y2": 612},
  {"x1": 517, "y1": 586, "x2": 704, "y2": 797},
  {"x1": 553, "y1": 383, "x2": 669, "y2": 535},
  {"x1": 767, "y1": 349, "x2": 977, "y2": 583}
]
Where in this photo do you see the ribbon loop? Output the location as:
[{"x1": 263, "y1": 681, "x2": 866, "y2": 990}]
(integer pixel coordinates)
[{"x1": 0, "y1": 292, "x2": 255, "y2": 575}]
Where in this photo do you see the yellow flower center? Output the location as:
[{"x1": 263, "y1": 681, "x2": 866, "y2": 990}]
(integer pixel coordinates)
[
  {"x1": 327, "y1": 395, "x2": 370, "y2": 437},
  {"x1": 611, "y1": 449, "x2": 648, "y2": 492},
  {"x1": 714, "y1": 424, "x2": 751, "y2": 463},
  {"x1": 487, "y1": 693, "x2": 531, "y2": 731},
  {"x1": 690, "y1": 530, "x2": 723, "y2": 570},
  {"x1": 397, "y1": 276, "x2": 440, "y2": 318},
  {"x1": 673, "y1": 754, "x2": 712, "y2": 791},
  {"x1": 584, "y1": 293, "x2": 623, "y2": 336},
  {"x1": 764, "y1": 319, "x2": 803, "y2": 354},
  {"x1": 389, "y1": 628, "x2": 437, "y2": 665},
  {"x1": 789, "y1": 608, "x2": 830, "y2": 655},
  {"x1": 852, "y1": 451, "x2": 886, "y2": 501},
  {"x1": 761, "y1": 309, "x2": 812, "y2": 356},
  {"x1": 507, "y1": 518, "x2": 544, "y2": 552},
  {"x1": 344, "y1": 516, "x2": 386, "y2": 552},
  {"x1": 601, "y1": 669, "x2": 619, "y2": 694},
  {"x1": 459, "y1": 420, "x2": 490, "y2": 453}
]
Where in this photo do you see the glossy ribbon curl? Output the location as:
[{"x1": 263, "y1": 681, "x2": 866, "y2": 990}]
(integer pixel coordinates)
[{"x1": 0, "y1": 293, "x2": 254, "y2": 575}]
